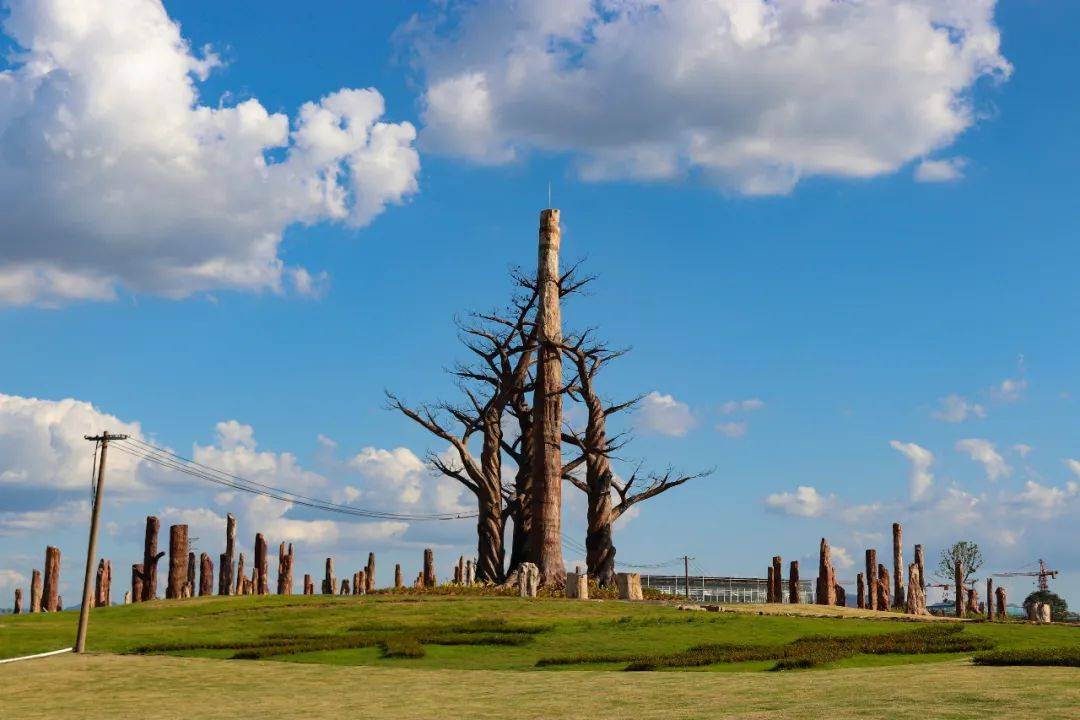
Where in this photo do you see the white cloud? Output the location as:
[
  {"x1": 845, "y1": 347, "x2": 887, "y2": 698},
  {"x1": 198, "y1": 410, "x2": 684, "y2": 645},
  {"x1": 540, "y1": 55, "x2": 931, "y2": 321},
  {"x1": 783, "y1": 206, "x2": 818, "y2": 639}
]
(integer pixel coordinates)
[
  {"x1": 720, "y1": 398, "x2": 764, "y2": 415},
  {"x1": 890, "y1": 440, "x2": 935, "y2": 501},
  {"x1": 990, "y1": 377, "x2": 1028, "y2": 403},
  {"x1": 0, "y1": 568, "x2": 27, "y2": 591},
  {"x1": 716, "y1": 421, "x2": 747, "y2": 438},
  {"x1": 1066, "y1": 459, "x2": 1080, "y2": 480},
  {"x1": 1013, "y1": 443, "x2": 1033, "y2": 458},
  {"x1": 933, "y1": 394, "x2": 986, "y2": 423},
  {"x1": 411, "y1": 0, "x2": 1009, "y2": 195},
  {"x1": 348, "y1": 445, "x2": 469, "y2": 515},
  {"x1": 831, "y1": 545, "x2": 854, "y2": 570},
  {"x1": 194, "y1": 421, "x2": 329, "y2": 492},
  {"x1": 0, "y1": 393, "x2": 148, "y2": 493},
  {"x1": 0, "y1": 500, "x2": 89, "y2": 537},
  {"x1": 763, "y1": 485, "x2": 826, "y2": 518},
  {"x1": 914, "y1": 157, "x2": 966, "y2": 183},
  {"x1": 955, "y1": 438, "x2": 1011, "y2": 481},
  {"x1": 1009, "y1": 480, "x2": 1078, "y2": 519},
  {"x1": 0, "y1": 0, "x2": 419, "y2": 306},
  {"x1": 637, "y1": 391, "x2": 696, "y2": 437}
]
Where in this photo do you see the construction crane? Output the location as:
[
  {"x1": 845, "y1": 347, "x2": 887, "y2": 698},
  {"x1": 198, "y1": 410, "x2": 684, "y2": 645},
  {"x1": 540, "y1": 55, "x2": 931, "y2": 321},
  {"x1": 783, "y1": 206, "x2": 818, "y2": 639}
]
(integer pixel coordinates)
[
  {"x1": 926, "y1": 583, "x2": 954, "y2": 605},
  {"x1": 993, "y1": 559, "x2": 1059, "y2": 592}
]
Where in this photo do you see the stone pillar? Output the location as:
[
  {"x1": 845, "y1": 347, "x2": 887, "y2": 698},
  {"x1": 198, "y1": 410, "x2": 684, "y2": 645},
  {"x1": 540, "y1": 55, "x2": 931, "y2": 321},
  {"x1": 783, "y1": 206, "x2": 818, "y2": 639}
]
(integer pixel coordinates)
[
  {"x1": 856, "y1": 573, "x2": 866, "y2": 609},
  {"x1": 766, "y1": 565, "x2": 775, "y2": 603},
  {"x1": 94, "y1": 559, "x2": 106, "y2": 608},
  {"x1": 340, "y1": 579, "x2": 350, "y2": 595},
  {"x1": 123, "y1": 591, "x2": 130, "y2": 604},
  {"x1": 130, "y1": 564, "x2": 143, "y2": 604},
  {"x1": 465, "y1": 560, "x2": 475, "y2": 586},
  {"x1": 788, "y1": 561, "x2": 800, "y2": 604},
  {"x1": 892, "y1": 523, "x2": 904, "y2": 608},
  {"x1": 277, "y1": 542, "x2": 294, "y2": 595},
  {"x1": 235, "y1": 553, "x2": 246, "y2": 595},
  {"x1": 995, "y1": 586, "x2": 1006, "y2": 620},
  {"x1": 905, "y1": 563, "x2": 927, "y2": 615},
  {"x1": 186, "y1": 551, "x2": 196, "y2": 597},
  {"x1": 616, "y1": 572, "x2": 643, "y2": 601},
  {"x1": 42, "y1": 545, "x2": 61, "y2": 612},
  {"x1": 220, "y1": 513, "x2": 236, "y2": 596},
  {"x1": 14, "y1": 587, "x2": 22, "y2": 614},
  {"x1": 94, "y1": 558, "x2": 113, "y2": 607},
  {"x1": 366, "y1": 552, "x2": 376, "y2": 593},
  {"x1": 816, "y1": 538, "x2": 835, "y2": 605},
  {"x1": 865, "y1": 549, "x2": 877, "y2": 611},
  {"x1": 357, "y1": 571, "x2": 366, "y2": 595},
  {"x1": 30, "y1": 569, "x2": 42, "y2": 613},
  {"x1": 166, "y1": 525, "x2": 188, "y2": 599},
  {"x1": 876, "y1": 564, "x2": 890, "y2": 611},
  {"x1": 771, "y1": 556, "x2": 782, "y2": 604},
  {"x1": 254, "y1": 533, "x2": 268, "y2": 595},
  {"x1": 834, "y1": 584, "x2": 846, "y2": 607},
  {"x1": 323, "y1": 557, "x2": 335, "y2": 595},
  {"x1": 575, "y1": 572, "x2": 588, "y2": 600},
  {"x1": 953, "y1": 558, "x2": 963, "y2": 618},
  {"x1": 423, "y1": 548, "x2": 436, "y2": 588},
  {"x1": 966, "y1": 587, "x2": 978, "y2": 616},
  {"x1": 1037, "y1": 603, "x2": 1051, "y2": 623},
  {"x1": 199, "y1": 553, "x2": 214, "y2": 596},
  {"x1": 986, "y1": 578, "x2": 994, "y2": 620},
  {"x1": 394, "y1": 564, "x2": 403, "y2": 589},
  {"x1": 518, "y1": 562, "x2": 540, "y2": 597},
  {"x1": 141, "y1": 516, "x2": 163, "y2": 601},
  {"x1": 914, "y1": 544, "x2": 925, "y2": 595},
  {"x1": 303, "y1": 574, "x2": 314, "y2": 595}
]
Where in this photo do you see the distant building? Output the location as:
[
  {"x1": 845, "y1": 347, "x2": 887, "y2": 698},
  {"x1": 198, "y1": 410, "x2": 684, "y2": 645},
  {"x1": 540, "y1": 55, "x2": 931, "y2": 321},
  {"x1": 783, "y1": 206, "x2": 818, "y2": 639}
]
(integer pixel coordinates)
[{"x1": 641, "y1": 574, "x2": 815, "y2": 604}]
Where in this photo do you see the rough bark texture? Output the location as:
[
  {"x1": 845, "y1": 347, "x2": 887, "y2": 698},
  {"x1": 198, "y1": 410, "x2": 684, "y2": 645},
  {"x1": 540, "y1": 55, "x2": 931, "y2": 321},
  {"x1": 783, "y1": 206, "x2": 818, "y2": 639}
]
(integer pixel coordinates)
[
  {"x1": 123, "y1": 591, "x2": 131, "y2": 604},
  {"x1": 42, "y1": 545, "x2": 60, "y2": 612},
  {"x1": 340, "y1": 579, "x2": 350, "y2": 595},
  {"x1": 834, "y1": 584, "x2": 846, "y2": 607},
  {"x1": 277, "y1": 542, "x2": 294, "y2": 595},
  {"x1": 565, "y1": 572, "x2": 588, "y2": 600},
  {"x1": 892, "y1": 523, "x2": 905, "y2": 608},
  {"x1": 986, "y1": 578, "x2": 994, "y2": 621},
  {"x1": 517, "y1": 562, "x2": 540, "y2": 597},
  {"x1": 1037, "y1": 603, "x2": 1051, "y2": 623},
  {"x1": 466, "y1": 560, "x2": 475, "y2": 586},
  {"x1": 857, "y1": 573, "x2": 866, "y2": 609},
  {"x1": 220, "y1": 513, "x2": 236, "y2": 596},
  {"x1": 457, "y1": 556, "x2": 465, "y2": 585},
  {"x1": 876, "y1": 564, "x2": 890, "y2": 611},
  {"x1": 788, "y1": 561, "x2": 800, "y2": 604},
  {"x1": 30, "y1": 569, "x2": 42, "y2": 613},
  {"x1": 94, "y1": 558, "x2": 111, "y2": 608},
  {"x1": 616, "y1": 572, "x2": 643, "y2": 601},
  {"x1": 235, "y1": 553, "x2": 246, "y2": 596},
  {"x1": 366, "y1": 553, "x2": 376, "y2": 593},
  {"x1": 130, "y1": 564, "x2": 143, "y2": 605},
  {"x1": 198, "y1": 553, "x2": 212, "y2": 596},
  {"x1": 914, "y1": 544, "x2": 925, "y2": 597},
  {"x1": 254, "y1": 533, "x2": 268, "y2": 596},
  {"x1": 14, "y1": 587, "x2": 22, "y2": 614},
  {"x1": 767, "y1": 565, "x2": 775, "y2": 603},
  {"x1": 141, "y1": 516, "x2": 164, "y2": 601},
  {"x1": 357, "y1": 571, "x2": 366, "y2": 595},
  {"x1": 966, "y1": 587, "x2": 979, "y2": 616},
  {"x1": 323, "y1": 558, "x2": 335, "y2": 595},
  {"x1": 995, "y1": 586, "x2": 1006, "y2": 620},
  {"x1": 303, "y1": 574, "x2": 314, "y2": 596},
  {"x1": 529, "y1": 208, "x2": 566, "y2": 589},
  {"x1": 815, "y1": 538, "x2": 835, "y2": 605},
  {"x1": 771, "y1": 556, "x2": 782, "y2": 603},
  {"x1": 864, "y1": 549, "x2": 877, "y2": 612},
  {"x1": 394, "y1": 564, "x2": 403, "y2": 589},
  {"x1": 905, "y1": 563, "x2": 927, "y2": 615},
  {"x1": 423, "y1": 548, "x2": 436, "y2": 588},
  {"x1": 186, "y1": 551, "x2": 196, "y2": 598},
  {"x1": 166, "y1": 525, "x2": 188, "y2": 600},
  {"x1": 954, "y1": 558, "x2": 964, "y2": 618}
]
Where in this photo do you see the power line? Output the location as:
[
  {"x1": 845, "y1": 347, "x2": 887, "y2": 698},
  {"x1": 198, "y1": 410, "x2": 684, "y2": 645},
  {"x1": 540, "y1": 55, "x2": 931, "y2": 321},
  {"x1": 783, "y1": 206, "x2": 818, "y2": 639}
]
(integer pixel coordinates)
[{"x1": 111, "y1": 437, "x2": 477, "y2": 522}]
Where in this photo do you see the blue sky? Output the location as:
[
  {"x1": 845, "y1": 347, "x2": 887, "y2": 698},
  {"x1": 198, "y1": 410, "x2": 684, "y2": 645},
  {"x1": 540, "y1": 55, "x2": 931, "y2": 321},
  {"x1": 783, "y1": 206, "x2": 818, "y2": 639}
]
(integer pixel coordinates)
[{"x1": 1, "y1": 0, "x2": 1078, "y2": 608}]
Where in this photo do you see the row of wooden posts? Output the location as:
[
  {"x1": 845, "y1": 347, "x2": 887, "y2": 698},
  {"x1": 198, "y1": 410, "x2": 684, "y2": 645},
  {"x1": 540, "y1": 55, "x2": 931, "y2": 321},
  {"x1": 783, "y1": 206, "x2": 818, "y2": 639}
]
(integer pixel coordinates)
[{"x1": 766, "y1": 522, "x2": 1008, "y2": 620}]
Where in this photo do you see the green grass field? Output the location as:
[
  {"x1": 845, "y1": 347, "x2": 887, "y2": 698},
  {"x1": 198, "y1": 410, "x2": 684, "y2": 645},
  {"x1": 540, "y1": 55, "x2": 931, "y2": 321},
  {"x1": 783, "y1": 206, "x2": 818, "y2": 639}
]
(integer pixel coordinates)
[{"x1": 1, "y1": 595, "x2": 1077, "y2": 718}]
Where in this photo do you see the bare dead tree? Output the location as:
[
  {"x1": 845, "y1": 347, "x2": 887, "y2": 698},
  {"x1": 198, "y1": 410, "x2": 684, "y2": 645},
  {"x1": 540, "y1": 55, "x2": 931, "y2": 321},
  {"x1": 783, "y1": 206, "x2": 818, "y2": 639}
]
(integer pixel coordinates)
[{"x1": 561, "y1": 332, "x2": 710, "y2": 586}]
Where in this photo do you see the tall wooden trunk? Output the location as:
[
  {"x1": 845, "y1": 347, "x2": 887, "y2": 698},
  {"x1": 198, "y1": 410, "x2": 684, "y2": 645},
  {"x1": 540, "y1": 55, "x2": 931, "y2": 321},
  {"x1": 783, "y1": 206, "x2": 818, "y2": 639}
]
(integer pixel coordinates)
[{"x1": 166, "y1": 525, "x2": 188, "y2": 599}]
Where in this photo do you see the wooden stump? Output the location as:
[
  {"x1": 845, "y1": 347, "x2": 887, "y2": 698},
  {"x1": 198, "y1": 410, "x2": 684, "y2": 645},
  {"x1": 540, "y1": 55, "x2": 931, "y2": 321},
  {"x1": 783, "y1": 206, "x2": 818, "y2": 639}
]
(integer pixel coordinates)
[
  {"x1": 94, "y1": 559, "x2": 106, "y2": 608},
  {"x1": 123, "y1": 591, "x2": 130, "y2": 604},
  {"x1": 57, "y1": 596, "x2": 62, "y2": 611},
  {"x1": 465, "y1": 559, "x2": 475, "y2": 586},
  {"x1": 423, "y1": 548, "x2": 436, "y2": 588},
  {"x1": 323, "y1": 557, "x2": 335, "y2": 595},
  {"x1": 771, "y1": 556, "x2": 782, "y2": 603},
  {"x1": 394, "y1": 564, "x2": 403, "y2": 589},
  {"x1": 220, "y1": 513, "x2": 236, "y2": 596},
  {"x1": 995, "y1": 586, "x2": 1006, "y2": 621},
  {"x1": 856, "y1": 573, "x2": 866, "y2": 609},
  {"x1": 130, "y1": 564, "x2": 143, "y2": 604},
  {"x1": 199, "y1": 553, "x2": 214, "y2": 596},
  {"x1": 277, "y1": 543, "x2": 294, "y2": 595},
  {"x1": 303, "y1": 574, "x2": 314, "y2": 595},
  {"x1": 366, "y1": 553, "x2": 376, "y2": 593},
  {"x1": 892, "y1": 523, "x2": 905, "y2": 608},
  {"x1": 254, "y1": 533, "x2": 268, "y2": 595},
  {"x1": 905, "y1": 563, "x2": 928, "y2": 615},
  {"x1": 834, "y1": 583, "x2": 846, "y2": 607},
  {"x1": 986, "y1": 578, "x2": 994, "y2": 621},
  {"x1": 766, "y1": 565, "x2": 775, "y2": 603},
  {"x1": 457, "y1": 555, "x2": 465, "y2": 585},
  {"x1": 1037, "y1": 603, "x2": 1051, "y2": 623},
  {"x1": 186, "y1": 551, "x2": 196, "y2": 598},
  {"x1": 616, "y1": 572, "x2": 643, "y2": 601},
  {"x1": 864, "y1": 548, "x2": 877, "y2": 611},
  {"x1": 340, "y1": 579, "x2": 350, "y2": 595},
  {"x1": 788, "y1": 561, "x2": 800, "y2": 604},
  {"x1": 94, "y1": 558, "x2": 112, "y2": 607},
  {"x1": 816, "y1": 538, "x2": 835, "y2": 605},
  {"x1": 953, "y1": 558, "x2": 963, "y2": 618},
  {"x1": 357, "y1": 571, "x2": 366, "y2": 595},
  {"x1": 166, "y1": 525, "x2": 189, "y2": 599},
  {"x1": 236, "y1": 553, "x2": 246, "y2": 595},
  {"x1": 13, "y1": 587, "x2": 22, "y2": 614},
  {"x1": 518, "y1": 562, "x2": 540, "y2": 597},
  {"x1": 876, "y1": 564, "x2": 890, "y2": 611},
  {"x1": 966, "y1": 587, "x2": 978, "y2": 616},
  {"x1": 30, "y1": 569, "x2": 42, "y2": 613},
  {"x1": 914, "y1": 544, "x2": 925, "y2": 595},
  {"x1": 141, "y1": 516, "x2": 164, "y2": 601},
  {"x1": 42, "y1": 545, "x2": 61, "y2": 612}
]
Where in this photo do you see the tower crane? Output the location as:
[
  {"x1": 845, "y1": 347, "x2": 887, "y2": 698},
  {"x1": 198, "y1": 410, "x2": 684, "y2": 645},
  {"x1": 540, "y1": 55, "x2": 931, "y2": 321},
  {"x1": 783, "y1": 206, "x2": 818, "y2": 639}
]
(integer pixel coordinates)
[{"x1": 993, "y1": 559, "x2": 1059, "y2": 592}]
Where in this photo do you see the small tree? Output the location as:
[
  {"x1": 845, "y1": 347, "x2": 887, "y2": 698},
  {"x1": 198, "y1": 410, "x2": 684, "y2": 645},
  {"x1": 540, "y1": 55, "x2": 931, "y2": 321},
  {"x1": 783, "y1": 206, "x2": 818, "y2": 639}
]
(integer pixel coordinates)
[
  {"x1": 1023, "y1": 590, "x2": 1068, "y2": 621},
  {"x1": 936, "y1": 541, "x2": 983, "y2": 587}
]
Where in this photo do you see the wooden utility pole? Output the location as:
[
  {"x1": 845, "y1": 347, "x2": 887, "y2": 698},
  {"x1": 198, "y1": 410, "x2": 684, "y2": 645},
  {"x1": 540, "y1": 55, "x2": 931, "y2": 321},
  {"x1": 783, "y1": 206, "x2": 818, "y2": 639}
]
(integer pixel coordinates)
[
  {"x1": 683, "y1": 556, "x2": 691, "y2": 599},
  {"x1": 76, "y1": 431, "x2": 127, "y2": 653}
]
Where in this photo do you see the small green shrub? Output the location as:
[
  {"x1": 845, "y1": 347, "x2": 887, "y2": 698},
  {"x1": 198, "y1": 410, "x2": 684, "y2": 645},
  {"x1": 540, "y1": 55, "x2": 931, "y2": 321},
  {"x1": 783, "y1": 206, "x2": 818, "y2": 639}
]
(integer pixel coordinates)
[
  {"x1": 379, "y1": 636, "x2": 425, "y2": 659},
  {"x1": 973, "y1": 648, "x2": 1080, "y2": 668}
]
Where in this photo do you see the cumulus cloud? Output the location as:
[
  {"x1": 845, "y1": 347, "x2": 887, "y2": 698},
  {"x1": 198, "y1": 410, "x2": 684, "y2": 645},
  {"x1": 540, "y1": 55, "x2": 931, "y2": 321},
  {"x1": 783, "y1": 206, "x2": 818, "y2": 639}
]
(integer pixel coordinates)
[
  {"x1": 194, "y1": 420, "x2": 329, "y2": 492},
  {"x1": 716, "y1": 421, "x2": 747, "y2": 439},
  {"x1": 720, "y1": 398, "x2": 764, "y2": 415},
  {"x1": 764, "y1": 485, "x2": 827, "y2": 518},
  {"x1": 956, "y1": 438, "x2": 1011, "y2": 481},
  {"x1": 409, "y1": 0, "x2": 1009, "y2": 195},
  {"x1": 0, "y1": 500, "x2": 89, "y2": 536},
  {"x1": 914, "y1": 157, "x2": 966, "y2": 182},
  {"x1": 831, "y1": 545, "x2": 854, "y2": 570},
  {"x1": 933, "y1": 394, "x2": 986, "y2": 423},
  {"x1": 1008, "y1": 480, "x2": 1077, "y2": 519},
  {"x1": 0, "y1": 0, "x2": 419, "y2": 307},
  {"x1": 890, "y1": 440, "x2": 935, "y2": 501},
  {"x1": 1066, "y1": 459, "x2": 1080, "y2": 480},
  {"x1": 990, "y1": 377, "x2": 1028, "y2": 403},
  {"x1": 636, "y1": 391, "x2": 696, "y2": 437},
  {"x1": 1013, "y1": 443, "x2": 1033, "y2": 458}
]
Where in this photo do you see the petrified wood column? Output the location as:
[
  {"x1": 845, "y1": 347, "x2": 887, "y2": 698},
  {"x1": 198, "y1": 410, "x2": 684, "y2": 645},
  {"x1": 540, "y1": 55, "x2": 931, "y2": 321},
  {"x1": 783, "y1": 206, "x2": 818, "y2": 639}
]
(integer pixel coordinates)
[
  {"x1": 529, "y1": 208, "x2": 566, "y2": 588},
  {"x1": 254, "y1": 533, "x2": 268, "y2": 595},
  {"x1": 141, "y1": 516, "x2": 164, "y2": 601},
  {"x1": 235, "y1": 553, "x2": 246, "y2": 595},
  {"x1": 905, "y1": 563, "x2": 927, "y2": 615},
  {"x1": 423, "y1": 548, "x2": 436, "y2": 588},
  {"x1": 277, "y1": 542, "x2": 294, "y2": 595},
  {"x1": 876, "y1": 564, "x2": 890, "y2": 611},
  {"x1": 340, "y1": 579, "x2": 350, "y2": 595},
  {"x1": 834, "y1": 584, "x2": 846, "y2": 607},
  {"x1": 131, "y1": 564, "x2": 143, "y2": 603},
  {"x1": 815, "y1": 538, "x2": 835, "y2": 605},
  {"x1": 788, "y1": 561, "x2": 800, "y2": 604},
  {"x1": 857, "y1": 573, "x2": 865, "y2": 609},
  {"x1": 42, "y1": 545, "x2": 61, "y2": 612},
  {"x1": 303, "y1": 574, "x2": 314, "y2": 595},
  {"x1": 771, "y1": 556, "x2": 782, "y2": 603},
  {"x1": 323, "y1": 557, "x2": 335, "y2": 595},
  {"x1": 199, "y1": 553, "x2": 214, "y2": 596},
  {"x1": 14, "y1": 587, "x2": 23, "y2": 614},
  {"x1": 30, "y1": 569, "x2": 42, "y2": 612},
  {"x1": 954, "y1": 558, "x2": 963, "y2": 618},
  {"x1": 357, "y1": 571, "x2": 366, "y2": 595},
  {"x1": 94, "y1": 559, "x2": 107, "y2": 607},
  {"x1": 914, "y1": 544, "x2": 925, "y2": 596},
  {"x1": 995, "y1": 586, "x2": 1006, "y2": 620},
  {"x1": 166, "y1": 525, "x2": 188, "y2": 599},
  {"x1": 865, "y1": 548, "x2": 877, "y2": 611},
  {"x1": 220, "y1": 512, "x2": 237, "y2": 596},
  {"x1": 186, "y1": 551, "x2": 196, "y2": 597},
  {"x1": 986, "y1": 578, "x2": 994, "y2": 620},
  {"x1": 766, "y1": 565, "x2": 775, "y2": 603},
  {"x1": 366, "y1": 552, "x2": 376, "y2": 593},
  {"x1": 892, "y1": 523, "x2": 904, "y2": 608},
  {"x1": 394, "y1": 564, "x2": 403, "y2": 589}
]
